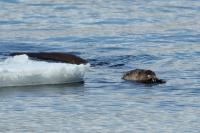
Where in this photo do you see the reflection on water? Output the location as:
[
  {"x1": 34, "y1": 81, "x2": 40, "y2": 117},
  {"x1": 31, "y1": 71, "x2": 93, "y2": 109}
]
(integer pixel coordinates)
[
  {"x1": 0, "y1": 0, "x2": 200, "y2": 132},
  {"x1": 0, "y1": 82, "x2": 85, "y2": 97}
]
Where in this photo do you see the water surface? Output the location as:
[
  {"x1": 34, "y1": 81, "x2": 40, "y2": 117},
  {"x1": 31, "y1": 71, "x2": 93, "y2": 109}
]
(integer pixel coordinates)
[{"x1": 0, "y1": 0, "x2": 200, "y2": 132}]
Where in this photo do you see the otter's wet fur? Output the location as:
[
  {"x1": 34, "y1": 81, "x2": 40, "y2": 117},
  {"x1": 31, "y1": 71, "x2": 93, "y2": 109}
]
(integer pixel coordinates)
[{"x1": 122, "y1": 69, "x2": 166, "y2": 84}]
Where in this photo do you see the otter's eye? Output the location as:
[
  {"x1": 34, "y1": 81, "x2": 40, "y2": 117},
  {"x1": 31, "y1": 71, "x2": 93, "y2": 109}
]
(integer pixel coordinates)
[{"x1": 147, "y1": 75, "x2": 151, "y2": 78}]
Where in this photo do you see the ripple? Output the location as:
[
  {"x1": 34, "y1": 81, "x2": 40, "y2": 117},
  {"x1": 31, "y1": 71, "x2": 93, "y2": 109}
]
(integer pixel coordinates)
[
  {"x1": 0, "y1": 0, "x2": 19, "y2": 3},
  {"x1": 0, "y1": 0, "x2": 200, "y2": 132}
]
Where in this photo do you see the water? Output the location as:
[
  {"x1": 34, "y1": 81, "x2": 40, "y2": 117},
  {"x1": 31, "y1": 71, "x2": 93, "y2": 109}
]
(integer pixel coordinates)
[{"x1": 0, "y1": 0, "x2": 200, "y2": 132}]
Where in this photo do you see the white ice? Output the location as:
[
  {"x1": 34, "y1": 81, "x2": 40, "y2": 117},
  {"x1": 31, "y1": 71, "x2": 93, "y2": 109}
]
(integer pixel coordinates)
[{"x1": 0, "y1": 54, "x2": 89, "y2": 87}]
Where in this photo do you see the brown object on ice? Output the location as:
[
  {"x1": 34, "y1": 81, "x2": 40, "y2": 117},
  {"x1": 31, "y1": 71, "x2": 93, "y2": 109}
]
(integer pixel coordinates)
[{"x1": 10, "y1": 52, "x2": 87, "y2": 65}]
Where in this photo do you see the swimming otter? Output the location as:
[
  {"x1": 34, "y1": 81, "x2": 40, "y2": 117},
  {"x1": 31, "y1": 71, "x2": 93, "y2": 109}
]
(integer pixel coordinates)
[
  {"x1": 122, "y1": 69, "x2": 166, "y2": 84},
  {"x1": 9, "y1": 52, "x2": 87, "y2": 65}
]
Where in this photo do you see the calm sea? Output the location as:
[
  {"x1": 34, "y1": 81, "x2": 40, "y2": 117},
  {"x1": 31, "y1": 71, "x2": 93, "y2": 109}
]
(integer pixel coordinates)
[{"x1": 0, "y1": 0, "x2": 200, "y2": 132}]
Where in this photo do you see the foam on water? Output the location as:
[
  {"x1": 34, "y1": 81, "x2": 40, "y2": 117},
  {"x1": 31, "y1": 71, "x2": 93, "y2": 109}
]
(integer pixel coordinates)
[{"x1": 0, "y1": 55, "x2": 89, "y2": 87}]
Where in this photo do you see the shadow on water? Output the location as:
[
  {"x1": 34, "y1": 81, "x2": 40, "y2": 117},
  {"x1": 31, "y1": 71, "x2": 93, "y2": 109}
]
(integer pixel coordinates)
[
  {"x1": 121, "y1": 80, "x2": 166, "y2": 88},
  {"x1": 88, "y1": 54, "x2": 160, "y2": 68},
  {"x1": 0, "y1": 82, "x2": 85, "y2": 97}
]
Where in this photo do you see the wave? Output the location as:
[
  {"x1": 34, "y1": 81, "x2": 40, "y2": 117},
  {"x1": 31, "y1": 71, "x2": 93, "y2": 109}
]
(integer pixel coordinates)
[{"x1": 0, "y1": 55, "x2": 89, "y2": 87}]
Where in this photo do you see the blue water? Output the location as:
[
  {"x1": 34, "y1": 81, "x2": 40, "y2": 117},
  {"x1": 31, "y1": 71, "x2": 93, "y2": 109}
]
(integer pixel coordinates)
[{"x1": 0, "y1": 0, "x2": 200, "y2": 132}]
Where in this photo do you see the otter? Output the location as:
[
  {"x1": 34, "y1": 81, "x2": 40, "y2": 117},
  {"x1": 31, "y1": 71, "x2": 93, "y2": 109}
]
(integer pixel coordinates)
[
  {"x1": 122, "y1": 69, "x2": 166, "y2": 84},
  {"x1": 9, "y1": 52, "x2": 87, "y2": 65}
]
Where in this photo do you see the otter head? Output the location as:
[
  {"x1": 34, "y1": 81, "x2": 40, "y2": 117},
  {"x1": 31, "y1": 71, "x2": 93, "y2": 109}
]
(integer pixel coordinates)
[
  {"x1": 141, "y1": 70, "x2": 157, "y2": 82},
  {"x1": 122, "y1": 69, "x2": 166, "y2": 84}
]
